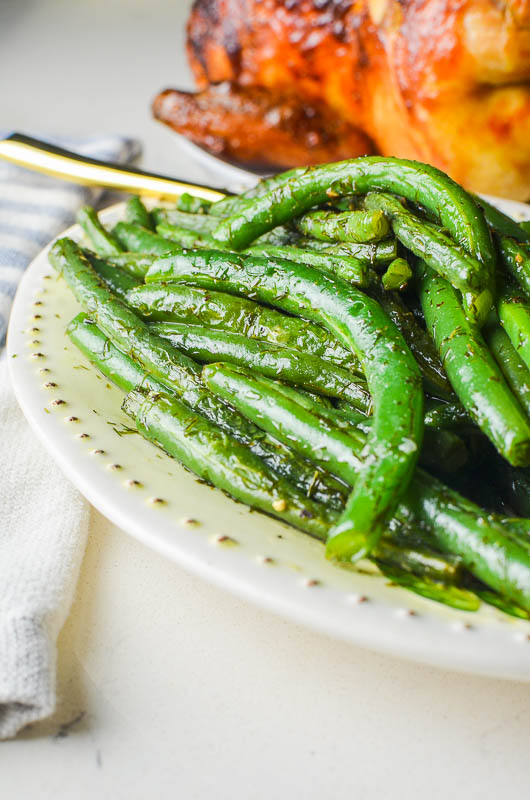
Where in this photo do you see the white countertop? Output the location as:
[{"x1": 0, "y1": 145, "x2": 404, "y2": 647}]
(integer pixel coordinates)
[{"x1": 1, "y1": 2, "x2": 529, "y2": 797}]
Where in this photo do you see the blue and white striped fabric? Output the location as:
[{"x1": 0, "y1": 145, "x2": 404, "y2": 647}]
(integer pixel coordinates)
[
  {"x1": 0, "y1": 133, "x2": 141, "y2": 739},
  {"x1": 0, "y1": 134, "x2": 141, "y2": 346}
]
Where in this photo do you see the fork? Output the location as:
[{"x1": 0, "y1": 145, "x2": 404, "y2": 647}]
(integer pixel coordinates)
[{"x1": 0, "y1": 132, "x2": 228, "y2": 203}]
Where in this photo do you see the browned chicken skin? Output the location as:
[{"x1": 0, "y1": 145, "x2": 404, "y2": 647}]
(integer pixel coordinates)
[{"x1": 153, "y1": 0, "x2": 530, "y2": 199}]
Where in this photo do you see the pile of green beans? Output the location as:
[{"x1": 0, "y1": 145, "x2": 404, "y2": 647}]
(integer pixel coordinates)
[{"x1": 51, "y1": 156, "x2": 530, "y2": 620}]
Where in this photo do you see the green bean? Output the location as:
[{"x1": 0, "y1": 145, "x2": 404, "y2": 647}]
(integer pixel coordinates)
[
  {"x1": 175, "y1": 193, "x2": 213, "y2": 214},
  {"x1": 147, "y1": 249, "x2": 424, "y2": 562},
  {"x1": 474, "y1": 196, "x2": 530, "y2": 243},
  {"x1": 152, "y1": 208, "x2": 218, "y2": 233},
  {"x1": 104, "y1": 252, "x2": 157, "y2": 279},
  {"x1": 123, "y1": 390, "x2": 335, "y2": 539},
  {"x1": 83, "y1": 251, "x2": 140, "y2": 299},
  {"x1": 65, "y1": 306, "x2": 349, "y2": 509},
  {"x1": 299, "y1": 389, "x2": 335, "y2": 409},
  {"x1": 369, "y1": 281, "x2": 455, "y2": 401},
  {"x1": 67, "y1": 313, "x2": 163, "y2": 395},
  {"x1": 208, "y1": 171, "x2": 300, "y2": 218},
  {"x1": 376, "y1": 563, "x2": 480, "y2": 611},
  {"x1": 265, "y1": 378, "x2": 366, "y2": 426},
  {"x1": 151, "y1": 322, "x2": 373, "y2": 411},
  {"x1": 485, "y1": 324, "x2": 530, "y2": 418},
  {"x1": 296, "y1": 238, "x2": 397, "y2": 264},
  {"x1": 112, "y1": 222, "x2": 183, "y2": 255},
  {"x1": 423, "y1": 400, "x2": 472, "y2": 431},
  {"x1": 210, "y1": 158, "x2": 496, "y2": 282},
  {"x1": 372, "y1": 541, "x2": 465, "y2": 585},
  {"x1": 77, "y1": 205, "x2": 123, "y2": 257},
  {"x1": 497, "y1": 237, "x2": 530, "y2": 299},
  {"x1": 498, "y1": 285, "x2": 530, "y2": 370},
  {"x1": 126, "y1": 283, "x2": 361, "y2": 370},
  {"x1": 471, "y1": 586, "x2": 529, "y2": 620},
  {"x1": 203, "y1": 362, "x2": 530, "y2": 611},
  {"x1": 125, "y1": 196, "x2": 154, "y2": 230},
  {"x1": 294, "y1": 209, "x2": 390, "y2": 243},
  {"x1": 244, "y1": 245, "x2": 369, "y2": 286},
  {"x1": 155, "y1": 222, "x2": 220, "y2": 250},
  {"x1": 419, "y1": 266, "x2": 530, "y2": 466},
  {"x1": 381, "y1": 258, "x2": 413, "y2": 291},
  {"x1": 364, "y1": 192, "x2": 493, "y2": 324},
  {"x1": 254, "y1": 225, "x2": 299, "y2": 247}
]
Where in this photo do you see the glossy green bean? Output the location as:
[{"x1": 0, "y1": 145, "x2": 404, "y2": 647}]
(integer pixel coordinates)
[
  {"x1": 83, "y1": 251, "x2": 140, "y2": 298},
  {"x1": 155, "y1": 222, "x2": 220, "y2": 250},
  {"x1": 381, "y1": 258, "x2": 413, "y2": 291},
  {"x1": 77, "y1": 205, "x2": 123, "y2": 257},
  {"x1": 244, "y1": 244, "x2": 369, "y2": 286},
  {"x1": 294, "y1": 208, "x2": 390, "y2": 243},
  {"x1": 152, "y1": 208, "x2": 218, "y2": 233},
  {"x1": 423, "y1": 400, "x2": 472, "y2": 431},
  {"x1": 498, "y1": 285, "x2": 530, "y2": 370},
  {"x1": 125, "y1": 196, "x2": 154, "y2": 231},
  {"x1": 175, "y1": 193, "x2": 213, "y2": 214},
  {"x1": 376, "y1": 563, "x2": 480, "y2": 611},
  {"x1": 471, "y1": 586, "x2": 529, "y2": 620},
  {"x1": 66, "y1": 305, "x2": 519, "y2": 610},
  {"x1": 296, "y1": 237, "x2": 397, "y2": 264},
  {"x1": 124, "y1": 386, "x2": 469, "y2": 590},
  {"x1": 208, "y1": 172, "x2": 300, "y2": 218},
  {"x1": 486, "y1": 324, "x2": 530, "y2": 418},
  {"x1": 372, "y1": 541, "x2": 465, "y2": 585},
  {"x1": 104, "y1": 252, "x2": 157, "y2": 279},
  {"x1": 339, "y1": 396, "x2": 471, "y2": 433},
  {"x1": 112, "y1": 222, "x2": 183, "y2": 255},
  {"x1": 474, "y1": 196, "x2": 530, "y2": 243},
  {"x1": 498, "y1": 237, "x2": 530, "y2": 299},
  {"x1": 419, "y1": 266, "x2": 530, "y2": 466}
]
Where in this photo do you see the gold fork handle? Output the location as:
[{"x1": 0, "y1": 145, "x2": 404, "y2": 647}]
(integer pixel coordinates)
[{"x1": 0, "y1": 133, "x2": 227, "y2": 202}]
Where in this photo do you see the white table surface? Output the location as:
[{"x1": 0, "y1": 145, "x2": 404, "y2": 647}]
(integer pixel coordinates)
[{"x1": 1, "y1": 2, "x2": 529, "y2": 797}]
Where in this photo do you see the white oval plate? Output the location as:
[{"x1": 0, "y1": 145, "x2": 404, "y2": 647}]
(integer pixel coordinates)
[{"x1": 8, "y1": 197, "x2": 530, "y2": 681}]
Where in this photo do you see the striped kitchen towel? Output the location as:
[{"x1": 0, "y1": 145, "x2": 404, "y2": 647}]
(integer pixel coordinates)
[
  {"x1": 0, "y1": 133, "x2": 140, "y2": 740},
  {"x1": 0, "y1": 133, "x2": 140, "y2": 346}
]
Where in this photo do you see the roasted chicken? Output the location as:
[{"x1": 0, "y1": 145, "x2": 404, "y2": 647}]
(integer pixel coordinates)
[{"x1": 153, "y1": 0, "x2": 530, "y2": 200}]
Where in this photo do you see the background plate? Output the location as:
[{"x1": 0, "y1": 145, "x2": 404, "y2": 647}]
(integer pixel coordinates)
[{"x1": 7, "y1": 198, "x2": 530, "y2": 681}]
